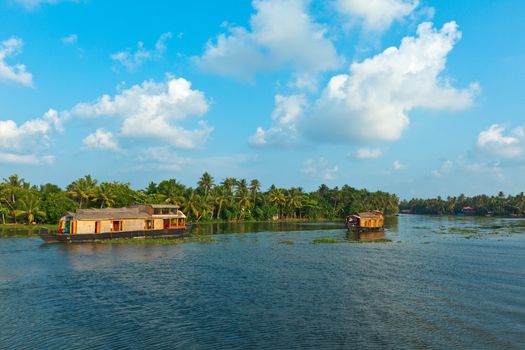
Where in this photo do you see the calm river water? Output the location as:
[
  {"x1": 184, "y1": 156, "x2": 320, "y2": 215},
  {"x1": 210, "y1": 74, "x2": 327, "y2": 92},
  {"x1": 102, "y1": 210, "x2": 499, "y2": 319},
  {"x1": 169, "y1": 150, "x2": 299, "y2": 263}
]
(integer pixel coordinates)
[{"x1": 1, "y1": 215, "x2": 524, "y2": 349}]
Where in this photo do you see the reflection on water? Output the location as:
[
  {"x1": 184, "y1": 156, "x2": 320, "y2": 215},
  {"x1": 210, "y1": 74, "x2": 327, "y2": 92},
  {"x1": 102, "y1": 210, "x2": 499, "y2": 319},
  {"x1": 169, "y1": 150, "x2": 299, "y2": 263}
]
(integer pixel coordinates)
[
  {"x1": 347, "y1": 230, "x2": 385, "y2": 241},
  {"x1": 1, "y1": 215, "x2": 525, "y2": 349},
  {"x1": 191, "y1": 220, "x2": 342, "y2": 235}
]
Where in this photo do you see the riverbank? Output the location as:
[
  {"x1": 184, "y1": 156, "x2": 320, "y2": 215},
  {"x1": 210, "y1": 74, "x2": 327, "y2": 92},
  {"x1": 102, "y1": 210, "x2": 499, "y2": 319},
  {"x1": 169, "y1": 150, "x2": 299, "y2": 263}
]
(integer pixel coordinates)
[{"x1": 0, "y1": 223, "x2": 56, "y2": 230}]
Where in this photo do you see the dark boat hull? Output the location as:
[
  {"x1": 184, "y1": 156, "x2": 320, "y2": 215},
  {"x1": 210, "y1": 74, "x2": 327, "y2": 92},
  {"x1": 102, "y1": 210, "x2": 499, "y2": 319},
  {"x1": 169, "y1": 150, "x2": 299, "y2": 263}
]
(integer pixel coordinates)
[{"x1": 38, "y1": 226, "x2": 191, "y2": 243}]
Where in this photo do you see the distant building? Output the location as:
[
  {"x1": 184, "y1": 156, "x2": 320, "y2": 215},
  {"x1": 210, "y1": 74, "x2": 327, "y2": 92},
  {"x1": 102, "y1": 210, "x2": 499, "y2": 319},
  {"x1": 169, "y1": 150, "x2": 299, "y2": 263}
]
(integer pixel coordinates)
[{"x1": 462, "y1": 206, "x2": 476, "y2": 215}]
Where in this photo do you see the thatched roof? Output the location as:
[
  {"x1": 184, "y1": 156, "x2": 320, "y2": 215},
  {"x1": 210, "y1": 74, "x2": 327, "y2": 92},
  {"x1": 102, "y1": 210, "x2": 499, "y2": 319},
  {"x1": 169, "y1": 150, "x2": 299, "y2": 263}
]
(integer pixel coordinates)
[
  {"x1": 357, "y1": 211, "x2": 383, "y2": 219},
  {"x1": 74, "y1": 207, "x2": 150, "y2": 220}
]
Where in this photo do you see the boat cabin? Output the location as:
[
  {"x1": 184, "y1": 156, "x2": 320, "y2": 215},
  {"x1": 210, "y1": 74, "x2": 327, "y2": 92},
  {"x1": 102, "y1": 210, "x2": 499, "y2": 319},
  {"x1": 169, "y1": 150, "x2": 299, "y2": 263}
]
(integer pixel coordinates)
[
  {"x1": 58, "y1": 204, "x2": 187, "y2": 235},
  {"x1": 346, "y1": 210, "x2": 384, "y2": 229}
]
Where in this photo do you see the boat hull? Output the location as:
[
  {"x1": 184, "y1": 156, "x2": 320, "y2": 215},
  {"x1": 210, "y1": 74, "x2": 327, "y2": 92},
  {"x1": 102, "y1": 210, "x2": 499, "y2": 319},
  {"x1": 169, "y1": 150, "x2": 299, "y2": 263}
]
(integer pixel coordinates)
[{"x1": 38, "y1": 226, "x2": 191, "y2": 243}]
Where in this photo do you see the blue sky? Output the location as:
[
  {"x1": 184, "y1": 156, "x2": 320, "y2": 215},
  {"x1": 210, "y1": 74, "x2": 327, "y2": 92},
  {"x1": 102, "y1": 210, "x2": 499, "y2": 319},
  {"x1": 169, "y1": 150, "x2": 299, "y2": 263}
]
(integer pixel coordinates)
[{"x1": 1, "y1": 0, "x2": 524, "y2": 198}]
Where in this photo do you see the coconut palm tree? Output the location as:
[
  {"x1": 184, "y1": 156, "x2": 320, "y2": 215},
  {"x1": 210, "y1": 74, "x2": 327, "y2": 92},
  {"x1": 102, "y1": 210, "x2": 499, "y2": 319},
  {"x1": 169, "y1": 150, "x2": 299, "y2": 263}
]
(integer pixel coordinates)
[
  {"x1": 198, "y1": 172, "x2": 214, "y2": 198},
  {"x1": 94, "y1": 183, "x2": 116, "y2": 208},
  {"x1": 213, "y1": 187, "x2": 229, "y2": 220},
  {"x1": 67, "y1": 175, "x2": 97, "y2": 208},
  {"x1": 221, "y1": 178, "x2": 237, "y2": 193},
  {"x1": 2, "y1": 174, "x2": 28, "y2": 222},
  {"x1": 236, "y1": 188, "x2": 251, "y2": 220},
  {"x1": 249, "y1": 179, "x2": 261, "y2": 208},
  {"x1": 15, "y1": 191, "x2": 46, "y2": 224},
  {"x1": 182, "y1": 189, "x2": 202, "y2": 220},
  {"x1": 269, "y1": 188, "x2": 286, "y2": 219},
  {"x1": 287, "y1": 188, "x2": 304, "y2": 218}
]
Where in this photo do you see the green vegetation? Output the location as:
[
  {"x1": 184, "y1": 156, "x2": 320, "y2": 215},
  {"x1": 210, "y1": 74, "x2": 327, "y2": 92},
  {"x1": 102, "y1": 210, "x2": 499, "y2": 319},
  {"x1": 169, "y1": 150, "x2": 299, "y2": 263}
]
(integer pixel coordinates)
[
  {"x1": 278, "y1": 239, "x2": 294, "y2": 245},
  {"x1": 312, "y1": 237, "x2": 342, "y2": 244},
  {"x1": 433, "y1": 228, "x2": 479, "y2": 235},
  {"x1": 400, "y1": 192, "x2": 525, "y2": 217},
  {"x1": 0, "y1": 173, "x2": 399, "y2": 224},
  {"x1": 95, "y1": 235, "x2": 217, "y2": 245},
  {"x1": 0, "y1": 223, "x2": 56, "y2": 230},
  {"x1": 312, "y1": 237, "x2": 392, "y2": 244}
]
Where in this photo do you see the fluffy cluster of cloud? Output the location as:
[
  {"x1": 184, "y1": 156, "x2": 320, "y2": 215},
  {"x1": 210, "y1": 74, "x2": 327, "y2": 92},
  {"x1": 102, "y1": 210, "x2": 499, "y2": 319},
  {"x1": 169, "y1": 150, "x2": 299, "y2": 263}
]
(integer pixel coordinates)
[
  {"x1": 72, "y1": 76, "x2": 212, "y2": 149},
  {"x1": 61, "y1": 34, "x2": 78, "y2": 45},
  {"x1": 12, "y1": 0, "x2": 65, "y2": 9},
  {"x1": 432, "y1": 159, "x2": 453, "y2": 177},
  {"x1": 355, "y1": 147, "x2": 382, "y2": 159},
  {"x1": 335, "y1": 0, "x2": 419, "y2": 32},
  {"x1": 308, "y1": 21, "x2": 478, "y2": 143},
  {"x1": 196, "y1": 0, "x2": 343, "y2": 81},
  {"x1": 0, "y1": 109, "x2": 62, "y2": 164},
  {"x1": 476, "y1": 124, "x2": 524, "y2": 159},
  {"x1": 249, "y1": 94, "x2": 306, "y2": 147},
  {"x1": 0, "y1": 37, "x2": 33, "y2": 87},
  {"x1": 393, "y1": 160, "x2": 406, "y2": 171},
  {"x1": 82, "y1": 128, "x2": 119, "y2": 151},
  {"x1": 111, "y1": 32, "x2": 172, "y2": 71}
]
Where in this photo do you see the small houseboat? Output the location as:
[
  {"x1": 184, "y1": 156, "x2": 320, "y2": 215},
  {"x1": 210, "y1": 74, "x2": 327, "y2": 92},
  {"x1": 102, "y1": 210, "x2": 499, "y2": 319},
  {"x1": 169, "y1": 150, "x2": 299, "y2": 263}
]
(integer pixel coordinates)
[
  {"x1": 39, "y1": 204, "x2": 190, "y2": 243},
  {"x1": 345, "y1": 210, "x2": 384, "y2": 232}
]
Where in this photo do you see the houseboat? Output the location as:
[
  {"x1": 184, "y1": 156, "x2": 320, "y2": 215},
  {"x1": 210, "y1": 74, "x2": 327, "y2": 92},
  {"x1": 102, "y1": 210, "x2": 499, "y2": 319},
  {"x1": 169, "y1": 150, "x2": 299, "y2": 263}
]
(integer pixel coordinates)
[
  {"x1": 345, "y1": 210, "x2": 384, "y2": 232},
  {"x1": 38, "y1": 204, "x2": 190, "y2": 243}
]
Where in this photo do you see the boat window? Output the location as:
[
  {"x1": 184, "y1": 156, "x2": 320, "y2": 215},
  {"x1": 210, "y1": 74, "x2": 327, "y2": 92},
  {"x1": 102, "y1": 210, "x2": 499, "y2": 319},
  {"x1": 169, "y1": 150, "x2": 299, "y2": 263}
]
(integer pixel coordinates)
[
  {"x1": 145, "y1": 220, "x2": 154, "y2": 230},
  {"x1": 112, "y1": 221, "x2": 122, "y2": 231},
  {"x1": 170, "y1": 218, "x2": 177, "y2": 226},
  {"x1": 170, "y1": 208, "x2": 177, "y2": 214},
  {"x1": 162, "y1": 208, "x2": 169, "y2": 214},
  {"x1": 154, "y1": 208, "x2": 161, "y2": 215}
]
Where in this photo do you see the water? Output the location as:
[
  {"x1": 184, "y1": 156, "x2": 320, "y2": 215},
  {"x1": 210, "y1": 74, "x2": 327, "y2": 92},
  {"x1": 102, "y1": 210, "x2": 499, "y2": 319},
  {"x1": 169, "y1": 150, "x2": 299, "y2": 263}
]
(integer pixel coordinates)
[{"x1": 1, "y1": 215, "x2": 524, "y2": 349}]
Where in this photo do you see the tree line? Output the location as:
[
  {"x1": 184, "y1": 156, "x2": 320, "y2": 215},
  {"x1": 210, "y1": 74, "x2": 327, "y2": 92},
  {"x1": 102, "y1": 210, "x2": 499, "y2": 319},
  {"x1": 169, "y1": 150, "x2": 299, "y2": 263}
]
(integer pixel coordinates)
[
  {"x1": 400, "y1": 192, "x2": 525, "y2": 216},
  {"x1": 0, "y1": 173, "x2": 399, "y2": 224}
]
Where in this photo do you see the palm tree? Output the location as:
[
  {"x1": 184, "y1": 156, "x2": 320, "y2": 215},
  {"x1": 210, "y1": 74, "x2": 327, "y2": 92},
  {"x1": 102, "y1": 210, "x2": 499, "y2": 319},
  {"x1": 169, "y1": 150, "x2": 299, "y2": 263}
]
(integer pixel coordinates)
[
  {"x1": 213, "y1": 187, "x2": 229, "y2": 220},
  {"x1": 221, "y1": 178, "x2": 237, "y2": 193},
  {"x1": 236, "y1": 188, "x2": 251, "y2": 220},
  {"x1": 2, "y1": 174, "x2": 28, "y2": 222},
  {"x1": 67, "y1": 175, "x2": 97, "y2": 208},
  {"x1": 287, "y1": 188, "x2": 303, "y2": 218},
  {"x1": 249, "y1": 179, "x2": 261, "y2": 208},
  {"x1": 269, "y1": 188, "x2": 286, "y2": 219},
  {"x1": 198, "y1": 172, "x2": 214, "y2": 198},
  {"x1": 94, "y1": 183, "x2": 116, "y2": 208},
  {"x1": 15, "y1": 191, "x2": 46, "y2": 224},
  {"x1": 182, "y1": 189, "x2": 202, "y2": 220}
]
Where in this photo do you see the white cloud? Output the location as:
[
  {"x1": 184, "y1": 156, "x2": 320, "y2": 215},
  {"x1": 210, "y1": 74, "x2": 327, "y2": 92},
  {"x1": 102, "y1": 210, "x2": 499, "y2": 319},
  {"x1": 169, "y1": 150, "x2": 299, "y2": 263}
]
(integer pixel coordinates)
[
  {"x1": 393, "y1": 160, "x2": 405, "y2": 170},
  {"x1": 0, "y1": 153, "x2": 54, "y2": 165},
  {"x1": 0, "y1": 37, "x2": 33, "y2": 87},
  {"x1": 137, "y1": 146, "x2": 256, "y2": 176},
  {"x1": 301, "y1": 158, "x2": 339, "y2": 180},
  {"x1": 335, "y1": 0, "x2": 419, "y2": 32},
  {"x1": 61, "y1": 34, "x2": 78, "y2": 45},
  {"x1": 249, "y1": 94, "x2": 306, "y2": 147},
  {"x1": 83, "y1": 128, "x2": 119, "y2": 151},
  {"x1": 196, "y1": 0, "x2": 343, "y2": 81},
  {"x1": 307, "y1": 21, "x2": 478, "y2": 143},
  {"x1": 432, "y1": 159, "x2": 453, "y2": 177},
  {"x1": 0, "y1": 109, "x2": 62, "y2": 164},
  {"x1": 111, "y1": 32, "x2": 172, "y2": 71},
  {"x1": 355, "y1": 147, "x2": 382, "y2": 159},
  {"x1": 476, "y1": 124, "x2": 524, "y2": 159},
  {"x1": 462, "y1": 161, "x2": 504, "y2": 181},
  {"x1": 12, "y1": 0, "x2": 65, "y2": 9},
  {"x1": 71, "y1": 76, "x2": 212, "y2": 149}
]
